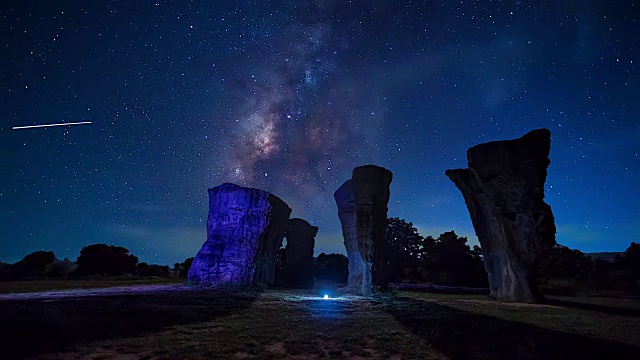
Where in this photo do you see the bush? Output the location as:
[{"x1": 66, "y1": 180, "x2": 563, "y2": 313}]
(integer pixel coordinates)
[
  {"x1": 136, "y1": 262, "x2": 170, "y2": 277},
  {"x1": 1, "y1": 251, "x2": 57, "y2": 280},
  {"x1": 76, "y1": 244, "x2": 138, "y2": 276}
]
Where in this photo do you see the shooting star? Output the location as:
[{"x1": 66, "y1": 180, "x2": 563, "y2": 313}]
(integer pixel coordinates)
[{"x1": 12, "y1": 121, "x2": 92, "y2": 130}]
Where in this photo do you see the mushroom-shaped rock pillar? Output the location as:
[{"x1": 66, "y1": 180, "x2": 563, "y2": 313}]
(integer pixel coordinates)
[
  {"x1": 445, "y1": 129, "x2": 556, "y2": 302},
  {"x1": 335, "y1": 165, "x2": 393, "y2": 294},
  {"x1": 282, "y1": 218, "x2": 318, "y2": 288},
  {"x1": 187, "y1": 183, "x2": 291, "y2": 287}
]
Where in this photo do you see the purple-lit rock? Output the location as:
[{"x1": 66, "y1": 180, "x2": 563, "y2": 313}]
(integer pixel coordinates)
[
  {"x1": 335, "y1": 165, "x2": 393, "y2": 294},
  {"x1": 187, "y1": 183, "x2": 291, "y2": 287},
  {"x1": 446, "y1": 129, "x2": 556, "y2": 302},
  {"x1": 282, "y1": 218, "x2": 318, "y2": 288}
]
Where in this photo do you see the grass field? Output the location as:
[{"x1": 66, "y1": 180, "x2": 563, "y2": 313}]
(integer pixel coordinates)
[
  {"x1": 0, "y1": 277, "x2": 184, "y2": 294},
  {"x1": 1, "y1": 286, "x2": 639, "y2": 359}
]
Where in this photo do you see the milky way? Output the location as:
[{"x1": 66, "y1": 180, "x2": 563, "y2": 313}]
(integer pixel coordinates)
[{"x1": 221, "y1": 5, "x2": 384, "y2": 221}]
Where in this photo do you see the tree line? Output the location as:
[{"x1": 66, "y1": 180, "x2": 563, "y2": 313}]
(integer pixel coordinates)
[
  {"x1": 538, "y1": 242, "x2": 640, "y2": 295},
  {"x1": 0, "y1": 244, "x2": 194, "y2": 281},
  {"x1": 384, "y1": 217, "x2": 640, "y2": 295},
  {"x1": 385, "y1": 218, "x2": 487, "y2": 287},
  {"x1": 2, "y1": 218, "x2": 638, "y2": 296}
]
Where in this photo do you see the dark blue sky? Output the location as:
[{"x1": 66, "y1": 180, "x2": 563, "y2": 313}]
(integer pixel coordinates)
[{"x1": 1, "y1": 1, "x2": 638, "y2": 265}]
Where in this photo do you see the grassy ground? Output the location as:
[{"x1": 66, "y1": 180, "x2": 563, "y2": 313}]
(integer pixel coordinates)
[
  {"x1": 1, "y1": 287, "x2": 639, "y2": 359},
  {"x1": 386, "y1": 292, "x2": 640, "y2": 358},
  {"x1": 0, "y1": 277, "x2": 184, "y2": 294}
]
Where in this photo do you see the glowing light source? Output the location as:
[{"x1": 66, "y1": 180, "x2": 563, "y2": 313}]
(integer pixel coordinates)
[{"x1": 323, "y1": 294, "x2": 329, "y2": 299}]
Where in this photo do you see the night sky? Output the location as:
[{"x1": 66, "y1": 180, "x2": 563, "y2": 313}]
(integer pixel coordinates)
[{"x1": 1, "y1": 1, "x2": 638, "y2": 265}]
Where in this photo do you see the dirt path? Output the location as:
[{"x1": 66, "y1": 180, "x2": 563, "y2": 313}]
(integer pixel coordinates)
[{"x1": 0, "y1": 283, "x2": 193, "y2": 301}]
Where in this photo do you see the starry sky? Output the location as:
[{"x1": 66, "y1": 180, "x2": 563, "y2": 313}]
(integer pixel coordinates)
[{"x1": 1, "y1": 1, "x2": 638, "y2": 265}]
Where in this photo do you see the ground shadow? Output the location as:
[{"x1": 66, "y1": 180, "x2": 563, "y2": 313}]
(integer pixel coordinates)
[
  {"x1": 0, "y1": 288, "x2": 258, "y2": 359},
  {"x1": 543, "y1": 297, "x2": 640, "y2": 318},
  {"x1": 378, "y1": 295, "x2": 640, "y2": 360}
]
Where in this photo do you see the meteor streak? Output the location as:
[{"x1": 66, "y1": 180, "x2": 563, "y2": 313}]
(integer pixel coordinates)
[{"x1": 12, "y1": 121, "x2": 92, "y2": 130}]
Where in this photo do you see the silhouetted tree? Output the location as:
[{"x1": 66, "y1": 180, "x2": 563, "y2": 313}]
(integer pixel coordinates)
[
  {"x1": 173, "y1": 261, "x2": 181, "y2": 277},
  {"x1": 421, "y1": 231, "x2": 487, "y2": 287},
  {"x1": 536, "y1": 244, "x2": 594, "y2": 295},
  {"x1": 386, "y1": 217, "x2": 431, "y2": 283},
  {"x1": 1, "y1": 251, "x2": 57, "y2": 280},
  {"x1": 538, "y1": 245, "x2": 592, "y2": 283},
  {"x1": 75, "y1": 244, "x2": 138, "y2": 276},
  {"x1": 173, "y1": 257, "x2": 194, "y2": 278},
  {"x1": 315, "y1": 253, "x2": 348, "y2": 284},
  {"x1": 615, "y1": 242, "x2": 640, "y2": 282},
  {"x1": 136, "y1": 262, "x2": 170, "y2": 277},
  {"x1": 136, "y1": 262, "x2": 149, "y2": 276},
  {"x1": 588, "y1": 257, "x2": 618, "y2": 291},
  {"x1": 0, "y1": 262, "x2": 8, "y2": 280}
]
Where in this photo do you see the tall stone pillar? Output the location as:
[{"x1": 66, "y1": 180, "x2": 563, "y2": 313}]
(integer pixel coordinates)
[
  {"x1": 334, "y1": 180, "x2": 364, "y2": 287},
  {"x1": 335, "y1": 165, "x2": 393, "y2": 294},
  {"x1": 446, "y1": 129, "x2": 556, "y2": 302}
]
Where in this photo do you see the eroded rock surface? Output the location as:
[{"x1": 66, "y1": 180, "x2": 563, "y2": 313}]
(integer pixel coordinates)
[
  {"x1": 254, "y1": 194, "x2": 292, "y2": 285},
  {"x1": 445, "y1": 129, "x2": 556, "y2": 302},
  {"x1": 334, "y1": 180, "x2": 363, "y2": 288},
  {"x1": 335, "y1": 165, "x2": 393, "y2": 294},
  {"x1": 187, "y1": 183, "x2": 290, "y2": 287},
  {"x1": 282, "y1": 218, "x2": 318, "y2": 288}
]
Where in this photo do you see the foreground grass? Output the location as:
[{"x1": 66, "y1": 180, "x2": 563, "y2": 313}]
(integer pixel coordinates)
[
  {"x1": 0, "y1": 288, "x2": 437, "y2": 359},
  {"x1": 0, "y1": 277, "x2": 184, "y2": 294},
  {"x1": 389, "y1": 292, "x2": 640, "y2": 358},
  {"x1": 80, "y1": 291, "x2": 439, "y2": 360},
  {"x1": 1, "y1": 288, "x2": 639, "y2": 359}
]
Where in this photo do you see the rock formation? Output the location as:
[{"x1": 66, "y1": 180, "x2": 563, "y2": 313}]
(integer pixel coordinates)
[
  {"x1": 281, "y1": 218, "x2": 318, "y2": 288},
  {"x1": 445, "y1": 129, "x2": 556, "y2": 302},
  {"x1": 253, "y1": 194, "x2": 292, "y2": 285},
  {"x1": 335, "y1": 165, "x2": 393, "y2": 294},
  {"x1": 187, "y1": 183, "x2": 291, "y2": 287},
  {"x1": 334, "y1": 180, "x2": 363, "y2": 288}
]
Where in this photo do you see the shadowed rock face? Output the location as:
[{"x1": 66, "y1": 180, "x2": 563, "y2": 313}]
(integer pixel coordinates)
[
  {"x1": 446, "y1": 129, "x2": 556, "y2": 302},
  {"x1": 282, "y1": 218, "x2": 318, "y2": 288},
  {"x1": 335, "y1": 165, "x2": 393, "y2": 294},
  {"x1": 254, "y1": 194, "x2": 292, "y2": 285},
  {"x1": 187, "y1": 183, "x2": 291, "y2": 287},
  {"x1": 334, "y1": 180, "x2": 363, "y2": 288}
]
